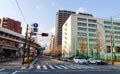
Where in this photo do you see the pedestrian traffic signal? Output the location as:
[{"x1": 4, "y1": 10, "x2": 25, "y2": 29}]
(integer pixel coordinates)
[{"x1": 41, "y1": 33, "x2": 49, "y2": 36}]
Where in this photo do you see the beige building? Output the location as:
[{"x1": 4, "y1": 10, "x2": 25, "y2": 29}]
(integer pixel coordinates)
[{"x1": 62, "y1": 13, "x2": 120, "y2": 58}]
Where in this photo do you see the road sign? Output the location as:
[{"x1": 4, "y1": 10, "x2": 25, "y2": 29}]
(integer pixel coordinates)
[
  {"x1": 33, "y1": 23, "x2": 38, "y2": 28},
  {"x1": 30, "y1": 32, "x2": 37, "y2": 35}
]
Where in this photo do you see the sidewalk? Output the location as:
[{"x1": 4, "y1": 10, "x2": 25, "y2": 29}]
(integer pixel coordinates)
[
  {"x1": 0, "y1": 58, "x2": 26, "y2": 68},
  {"x1": 108, "y1": 61, "x2": 120, "y2": 66}
]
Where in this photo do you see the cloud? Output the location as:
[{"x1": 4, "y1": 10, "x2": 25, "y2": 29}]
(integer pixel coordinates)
[{"x1": 76, "y1": 7, "x2": 86, "y2": 14}]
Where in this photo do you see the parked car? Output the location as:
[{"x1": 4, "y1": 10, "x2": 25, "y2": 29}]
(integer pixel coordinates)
[
  {"x1": 87, "y1": 58, "x2": 107, "y2": 65},
  {"x1": 58, "y1": 57, "x2": 68, "y2": 61},
  {"x1": 96, "y1": 61, "x2": 108, "y2": 65},
  {"x1": 73, "y1": 56, "x2": 88, "y2": 64},
  {"x1": 87, "y1": 58, "x2": 102, "y2": 64}
]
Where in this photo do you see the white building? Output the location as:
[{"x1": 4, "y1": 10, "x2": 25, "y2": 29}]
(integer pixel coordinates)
[{"x1": 62, "y1": 13, "x2": 120, "y2": 58}]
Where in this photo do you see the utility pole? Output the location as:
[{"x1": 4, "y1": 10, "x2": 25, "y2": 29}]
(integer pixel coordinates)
[
  {"x1": 110, "y1": 31, "x2": 114, "y2": 65},
  {"x1": 110, "y1": 17, "x2": 114, "y2": 65}
]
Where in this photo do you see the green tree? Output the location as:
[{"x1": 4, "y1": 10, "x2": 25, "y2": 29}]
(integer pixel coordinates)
[{"x1": 77, "y1": 37, "x2": 87, "y2": 56}]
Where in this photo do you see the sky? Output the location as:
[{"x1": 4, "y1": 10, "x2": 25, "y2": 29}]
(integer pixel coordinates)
[{"x1": 0, "y1": 0, "x2": 120, "y2": 47}]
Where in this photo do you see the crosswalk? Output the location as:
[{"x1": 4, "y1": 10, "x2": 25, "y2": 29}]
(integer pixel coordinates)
[
  {"x1": 0, "y1": 64, "x2": 120, "y2": 72},
  {"x1": 20, "y1": 64, "x2": 96, "y2": 70}
]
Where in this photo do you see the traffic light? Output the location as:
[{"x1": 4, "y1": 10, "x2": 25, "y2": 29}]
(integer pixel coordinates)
[{"x1": 41, "y1": 33, "x2": 49, "y2": 36}]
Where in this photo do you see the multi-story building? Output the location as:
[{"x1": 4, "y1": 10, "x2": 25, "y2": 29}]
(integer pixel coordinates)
[
  {"x1": 62, "y1": 12, "x2": 120, "y2": 58},
  {"x1": 55, "y1": 10, "x2": 76, "y2": 50},
  {"x1": 50, "y1": 35, "x2": 55, "y2": 55},
  {"x1": 0, "y1": 17, "x2": 22, "y2": 34},
  {"x1": 0, "y1": 17, "x2": 22, "y2": 60}
]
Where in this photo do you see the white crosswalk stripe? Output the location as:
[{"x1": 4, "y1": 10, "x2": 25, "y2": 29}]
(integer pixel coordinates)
[
  {"x1": 0, "y1": 68, "x2": 5, "y2": 71},
  {"x1": 28, "y1": 65, "x2": 34, "y2": 69},
  {"x1": 54, "y1": 65, "x2": 62, "y2": 69},
  {"x1": 36, "y1": 65, "x2": 41, "y2": 69},
  {"x1": 64, "y1": 65, "x2": 77, "y2": 69},
  {"x1": 20, "y1": 64, "x2": 119, "y2": 70},
  {"x1": 42, "y1": 65, "x2": 48, "y2": 69},
  {"x1": 21, "y1": 66, "x2": 27, "y2": 69},
  {"x1": 59, "y1": 65, "x2": 69, "y2": 69},
  {"x1": 48, "y1": 65, "x2": 55, "y2": 69}
]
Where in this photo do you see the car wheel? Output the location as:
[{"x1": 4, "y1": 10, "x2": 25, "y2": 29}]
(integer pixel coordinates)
[{"x1": 95, "y1": 62, "x2": 98, "y2": 65}]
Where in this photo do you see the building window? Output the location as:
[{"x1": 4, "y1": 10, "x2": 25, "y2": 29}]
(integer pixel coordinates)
[
  {"x1": 106, "y1": 40, "x2": 110, "y2": 42},
  {"x1": 89, "y1": 33, "x2": 96, "y2": 37},
  {"x1": 105, "y1": 30, "x2": 110, "y2": 33},
  {"x1": 77, "y1": 32, "x2": 87, "y2": 36},
  {"x1": 104, "y1": 21, "x2": 111, "y2": 24},
  {"x1": 113, "y1": 22, "x2": 120, "y2": 26},
  {"x1": 65, "y1": 23, "x2": 67, "y2": 26},
  {"x1": 88, "y1": 19, "x2": 96, "y2": 23},
  {"x1": 104, "y1": 26, "x2": 111, "y2": 29},
  {"x1": 77, "y1": 18, "x2": 87, "y2": 22},
  {"x1": 88, "y1": 24, "x2": 96, "y2": 27},
  {"x1": 89, "y1": 38, "x2": 94, "y2": 41},
  {"x1": 114, "y1": 31, "x2": 120, "y2": 34},
  {"x1": 77, "y1": 22, "x2": 87, "y2": 26},
  {"x1": 114, "y1": 27, "x2": 120, "y2": 30},
  {"x1": 106, "y1": 35, "x2": 110, "y2": 38},
  {"x1": 77, "y1": 27, "x2": 87, "y2": 31},
  {"x1": 88, "y1": 29, "x2": 96, "y2": 32},
  {"x1": 115, "y1": 36, "x2": 120, "y2": 39}
]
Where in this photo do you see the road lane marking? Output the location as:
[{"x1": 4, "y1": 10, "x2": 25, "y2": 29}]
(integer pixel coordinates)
[
  {"x1": 12, "y1": 71, "x2": 18, "y2": 74},
  {"x1": 43, "y1": 65, "x2": 48, "y2": 69},
  {"x1": 54, "y1": 65, "x2": 62, "y2": 69},
  {"x1": 0, "y1": 68, "x2": 5, "y2": 71},
  {"x1": 59, "y1": 65, "x2": 69, "y2": 69},
  {"x1": 64, "y1": 65, "x2": 77, "y2": 69},
  {"x1": 48, "y1": 65, "x2": 55, "y2": 69},
  {"x1": 21, "y1": 66, "x2": 26, "y2": 69},
  {"x1": 28, "y1": 65, "x2": 34, "y2": 69},
  {"x1": 36, "y1": 65, "x2": 41, "y2": 69}
]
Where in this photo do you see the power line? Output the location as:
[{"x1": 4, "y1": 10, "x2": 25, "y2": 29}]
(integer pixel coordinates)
[{"x1": 14, "y1": 0, "x2": 27, "y2": 24}]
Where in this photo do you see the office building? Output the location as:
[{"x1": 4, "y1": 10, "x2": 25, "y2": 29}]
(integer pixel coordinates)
[
  {"x1": 62, "y1": 12, "x2": 120, "y2": 58},
  {"x1": 54, "y1": 10, "x2": 76, "y2": 51}
]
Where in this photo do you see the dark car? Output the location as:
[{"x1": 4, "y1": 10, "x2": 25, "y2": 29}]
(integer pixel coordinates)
[{"x1": 96, "y1": 61, "x2": 108, "y2": 65}]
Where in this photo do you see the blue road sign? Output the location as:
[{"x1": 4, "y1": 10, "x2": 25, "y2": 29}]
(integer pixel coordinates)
[{"x1": 33, "y1": 23, "x2": 38, "y2": 28}]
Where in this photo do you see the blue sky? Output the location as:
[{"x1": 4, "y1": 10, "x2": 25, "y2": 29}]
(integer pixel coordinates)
[{"x1": 0, "y1": 0, "x2": 120, "y2": 47}]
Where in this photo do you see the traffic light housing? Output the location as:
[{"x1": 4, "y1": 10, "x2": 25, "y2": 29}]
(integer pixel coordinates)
[{"x1": 41, "y1": 33, "x2": 49, "y2": 36}]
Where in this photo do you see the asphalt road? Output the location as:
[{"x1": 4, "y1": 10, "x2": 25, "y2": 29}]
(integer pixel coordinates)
[{"x1": 0, "y1": 57, "x2": 120, "y2": 74}]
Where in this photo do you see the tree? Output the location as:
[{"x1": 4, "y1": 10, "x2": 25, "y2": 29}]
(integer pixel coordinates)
[
  {"x1": 94, "y1": 30, "x2": 106, "y2": 59},
  {"x1": 55, "y1": 45, "x2": 62, "y2": 57},
  {"x1": 77, "y1": 37, "x2": 87, "y2": 56},
  {"x1": 89, "y1": 47, "x2": 94, "y2": 57}
]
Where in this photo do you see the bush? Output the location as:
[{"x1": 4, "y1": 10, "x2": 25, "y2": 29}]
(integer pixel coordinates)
[{"x1": 23, "y1": 57, "x2": 34, "y2": 63}]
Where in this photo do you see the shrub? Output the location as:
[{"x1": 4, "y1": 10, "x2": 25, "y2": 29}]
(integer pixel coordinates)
[{"x1": 24, "y1": 57, "x2": 34, "y2": 63}]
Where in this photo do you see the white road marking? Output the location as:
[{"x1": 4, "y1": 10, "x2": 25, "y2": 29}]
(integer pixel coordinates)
[
  {"x1": 21, "y1": 66, "x2": 27, "y2": 69},
  {"x1": 54, "y1": 65, "x2": 62, "y2": 69},
  {"x1": 48, "y1": 65, "x2": 55, "y2": 69},
  {"x1": 59, "y1": 65, "x2": 69, "y2": 69},
  {"x1": 43, "y1": 65, "x2": 48, "y2": 69},
  {"x1": 0, "y1": 68, "x2": 5, "y2": 71},
  {"x1": 36, "y1": 65, "x2": 41, "y2": 69},
  {"x1": 64, "y1": 65, "x2": 77, "y2": 69},
  {"x1": 12, "y1": 71, "x2": 18, "y2": 74},
  {"x1": 28, "y1": 65, "x2": 34, "y2": 69}
]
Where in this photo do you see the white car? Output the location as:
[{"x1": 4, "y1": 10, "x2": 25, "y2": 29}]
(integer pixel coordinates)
[
  {"x1": 73, "y1": 57, "x2": 88, "y2": 64},
  {"x1": 87, "y1": 58, "x2": 102, "y2": 64}
]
